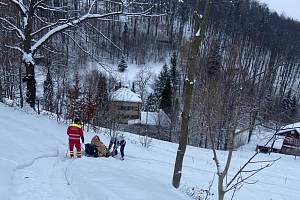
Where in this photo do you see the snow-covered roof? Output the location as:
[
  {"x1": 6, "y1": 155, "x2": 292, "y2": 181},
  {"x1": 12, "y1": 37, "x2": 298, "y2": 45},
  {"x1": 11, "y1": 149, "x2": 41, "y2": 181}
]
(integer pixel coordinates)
[
  {"x1": 277, "y1": 122, "x2": 300, "y2": 134},
  {"x1": 111, "y1": 87, "x2": 142, "y2": 103}
]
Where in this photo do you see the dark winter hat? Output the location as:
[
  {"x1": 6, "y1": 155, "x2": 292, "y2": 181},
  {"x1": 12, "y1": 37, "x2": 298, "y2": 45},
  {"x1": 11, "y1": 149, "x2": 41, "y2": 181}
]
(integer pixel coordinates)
[{"x1": 74, "y1": 117, "x2": 80, "y2": 124}]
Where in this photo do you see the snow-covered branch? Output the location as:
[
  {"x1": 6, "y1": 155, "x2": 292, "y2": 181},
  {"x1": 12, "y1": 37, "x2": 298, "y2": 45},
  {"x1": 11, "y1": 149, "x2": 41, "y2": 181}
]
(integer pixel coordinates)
[
  {"x1": 86, "y1": 22, "x2": 122, "y2": 52},
  {"x1": 88, "y1": 0, "x2": 97, "y2": 14},
  {"x1": 31, "y1": 18, "x2": 72, "y2": 36},
  {"x1": 31, "y1": 4, "x2": 155, "y2": 53},
  {"x1": 128, "y1": 0, "x2": 152, "y2": 6},
  {"x1": 36, "y1": 4, "x2": 69, "y2": 13},
  {"x1": 33, "y1": 0, "x2": 45, "y2": 8},
  {"x1": 0, "y1": 1, "x2": 8, "y2": 5},
  {"x1": 0, "y1": 17, "x2": 25, "y2": 40},
  {"x1": 105, "y1": 0, "x2": 122, "y2": 5},
  {"x1": 29, "y1": 11, "x2": 116, "y2": 53},
  {"x1": 5, "y1": 45, "x2": 25, "y2": 54},
  {"x1": 9, "y1": 0, "x2": 27, "y2": 14}
]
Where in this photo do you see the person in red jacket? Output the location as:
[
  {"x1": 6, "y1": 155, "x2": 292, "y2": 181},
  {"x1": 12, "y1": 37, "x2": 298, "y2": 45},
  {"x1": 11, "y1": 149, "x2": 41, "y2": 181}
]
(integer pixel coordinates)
[{"x1": 67, "y1": 118, "x2": 84, "y2": 158}]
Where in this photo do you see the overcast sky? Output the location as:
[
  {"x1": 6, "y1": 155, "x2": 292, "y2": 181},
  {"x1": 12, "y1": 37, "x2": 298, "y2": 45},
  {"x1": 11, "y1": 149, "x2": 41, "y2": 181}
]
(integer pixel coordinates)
[{"x1": 258, "y1": 0, "x2": 300, "y2": 21}]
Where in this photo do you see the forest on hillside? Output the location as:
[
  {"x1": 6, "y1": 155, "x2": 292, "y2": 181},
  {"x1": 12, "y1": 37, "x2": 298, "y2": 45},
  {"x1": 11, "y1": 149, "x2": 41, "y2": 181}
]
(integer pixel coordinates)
[{"x1": 0, "y1": 0, "x2": 300, "y2": 149}]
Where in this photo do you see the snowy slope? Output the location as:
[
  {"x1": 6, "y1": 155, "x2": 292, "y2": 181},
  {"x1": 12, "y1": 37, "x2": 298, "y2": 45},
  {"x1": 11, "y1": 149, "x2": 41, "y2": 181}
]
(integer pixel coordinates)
[{"x1": 1, "y1": 103, "x2": 300, "y2": 200}]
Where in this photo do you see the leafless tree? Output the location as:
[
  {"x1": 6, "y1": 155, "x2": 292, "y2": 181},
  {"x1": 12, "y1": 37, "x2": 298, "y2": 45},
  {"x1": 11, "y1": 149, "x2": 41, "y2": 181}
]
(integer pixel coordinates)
[
  {"x1": 135, "y1": 65, "x2": 153, "y2": 110},
  {"x1": 0, "y1": 0, "x2": 164, "y2": 109},
  {"x1": 172, "y1": 0, "x2": 209, "y2": 188}
]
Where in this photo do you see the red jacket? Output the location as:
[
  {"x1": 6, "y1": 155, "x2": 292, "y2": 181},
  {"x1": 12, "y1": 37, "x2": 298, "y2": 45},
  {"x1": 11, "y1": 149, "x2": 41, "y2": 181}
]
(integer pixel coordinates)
[{"x1": 67, "y1": 123, "x2": 84, "y2": 143}]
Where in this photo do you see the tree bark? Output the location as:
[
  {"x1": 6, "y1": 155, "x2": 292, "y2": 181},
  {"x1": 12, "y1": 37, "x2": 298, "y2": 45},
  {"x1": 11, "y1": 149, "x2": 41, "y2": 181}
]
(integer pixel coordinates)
[
  {"x1": 172, "y1": 0, "x2": 209, "y2": 188},
  {"x1": 18, "y1": 64, "x2": 23, "y2": 108},
  {"x1": 24, "y1": 62, "x2": 36, "y2": 109}
]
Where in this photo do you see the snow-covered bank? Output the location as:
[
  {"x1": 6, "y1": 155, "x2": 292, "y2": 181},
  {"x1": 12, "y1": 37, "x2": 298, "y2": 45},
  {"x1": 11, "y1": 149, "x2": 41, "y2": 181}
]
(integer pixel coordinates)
[
  {"x1": 1, "y1": 103, "x2": 300, "y2": 200},
  {"x1": 0, "y1": 105, "x2": 66, "y2": 200}
]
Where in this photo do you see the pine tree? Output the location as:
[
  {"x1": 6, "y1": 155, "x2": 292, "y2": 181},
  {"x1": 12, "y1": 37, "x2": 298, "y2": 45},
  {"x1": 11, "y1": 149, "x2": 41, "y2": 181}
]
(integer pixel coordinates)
[
  {"x1": 131, "y1": 82, "x2": 136, "y2": 92},
  {"x1": 170, "y1": 52, "x2": 179, "y2": 90},
  {"x1": 154, "y1": 64, "x2": 170, "y2": 97},
  {"x1": 118, "y1": 56, "x2": 128, "y2": 72},
  {"x1": 146, "y1": 93, "x2": 158, "y2": 112},
  {"x1": 153, "y1": 64, "x2": 173, "y2": 114},
  {"x1": 43, "y1": 68, "x2": 54, "y2": 112},
  {"x1": 160, "y1": 76, "x2": 172, "y2": 114}
]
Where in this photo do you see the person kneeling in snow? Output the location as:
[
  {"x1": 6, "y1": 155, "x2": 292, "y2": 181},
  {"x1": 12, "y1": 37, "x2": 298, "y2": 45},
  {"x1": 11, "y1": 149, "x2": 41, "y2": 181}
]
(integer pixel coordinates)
[
  {"x1": 91, "y1": 135, "x2": 111, "y2": 157},
  {"x1": 108, "y1": 134, "x2": 126, "y2": 160}
]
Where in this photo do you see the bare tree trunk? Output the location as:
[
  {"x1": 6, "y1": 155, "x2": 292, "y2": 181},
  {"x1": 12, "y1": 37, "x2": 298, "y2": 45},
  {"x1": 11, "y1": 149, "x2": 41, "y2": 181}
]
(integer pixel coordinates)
[
  {"x1": 172, "y1": 0, "x2": 209, "y2": 188},
  {"x1": 24, "y1": 62, "x2": 36, "y2": 108},
  {"x1": 23, "y1": 0, "x2": 36, "y2": 109},
  {"x1": 19, "y1": 64, "x2": 23, "y2": 108},
  {"x1": 248, "y1": 110, "x2": 257, "y2": 143}
]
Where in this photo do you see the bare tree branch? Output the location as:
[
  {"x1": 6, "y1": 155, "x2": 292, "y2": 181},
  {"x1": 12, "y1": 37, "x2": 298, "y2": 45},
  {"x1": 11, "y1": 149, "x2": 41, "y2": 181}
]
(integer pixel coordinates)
[
  {"x1": 85, "y1": 22, "x2": 123, "y2": 53},
  {"x1": 5, "y1": 45, "x2": 25, "y2": 54},
  {"x1": 0, "y1": 17, "x2": 25, "y2": 40},
  {"x1": 9, "y1": 0, "x2": 27, "y2": 14}
]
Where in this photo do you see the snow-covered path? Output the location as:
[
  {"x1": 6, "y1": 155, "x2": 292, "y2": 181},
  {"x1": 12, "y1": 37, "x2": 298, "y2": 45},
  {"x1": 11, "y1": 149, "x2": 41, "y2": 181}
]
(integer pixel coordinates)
[
  {"x1": 1, "y1": 103, "x2": 300, "y2": 200},
  {"x1": 0, "y1": 104, "x2": 189, "y2": 200},
  {"x1": 11, "y1": 156, "x2": 76, "y2": 200}
]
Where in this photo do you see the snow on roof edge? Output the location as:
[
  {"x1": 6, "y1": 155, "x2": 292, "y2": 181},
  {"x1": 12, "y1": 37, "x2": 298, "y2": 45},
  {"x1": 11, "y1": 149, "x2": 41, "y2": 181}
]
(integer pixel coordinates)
[
  {"x1": 111, "y1": 87, "x2": 142, "y2": 103},
  {"x1": 277, "y1": 122, "x2": 300, "y2": 134}
]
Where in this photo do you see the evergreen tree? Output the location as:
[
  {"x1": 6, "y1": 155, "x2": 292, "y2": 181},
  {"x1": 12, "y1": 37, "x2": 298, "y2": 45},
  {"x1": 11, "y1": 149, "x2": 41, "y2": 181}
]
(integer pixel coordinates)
[
  {"x1": 154, "y1": 64, "x2": 170, "y2": 97},
  {"x1": 160, "y1": 76, "x2": 172, "y2": 114},
  {"x1": 280, "y1": 90, "x2": 298, "y2": 120},
  {"x1": 118, "y1": 56, "x2": 128, "y2": 72},
  {"x1": 43, "y1": 68, "x2": 54, "y2": 112},
  {"x1": 131, "y1": 82, "x2": 136, "y2": 92},
  {"x1": 146, "y1": 93, "x2": 158, "y2": 112},
  {"x1": 170, "y1": 52, "x2": 179, "y2": 90},
  {"x1": 153, "y1": 64, "x2": 173, "y2": 114}
]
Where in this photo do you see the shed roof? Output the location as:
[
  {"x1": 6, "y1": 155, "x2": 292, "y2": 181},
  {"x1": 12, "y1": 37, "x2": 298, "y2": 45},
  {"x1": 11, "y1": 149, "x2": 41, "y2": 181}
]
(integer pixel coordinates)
[
  {"x1": 277, "y1": 122, "x2": 300, "y2": 134},
  {"x1": 111, "y1": 87, "x2": 142, "y2": 103}
]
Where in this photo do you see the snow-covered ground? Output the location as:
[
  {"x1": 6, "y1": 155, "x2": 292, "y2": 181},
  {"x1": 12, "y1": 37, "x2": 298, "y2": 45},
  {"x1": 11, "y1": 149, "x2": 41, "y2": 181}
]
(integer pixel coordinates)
[
  {"x1": 1, "y1": 103, "x2": 300, "y2": 200},
  {"x1": 91, "y1": 61, "x2": 165, "y2": 87}
]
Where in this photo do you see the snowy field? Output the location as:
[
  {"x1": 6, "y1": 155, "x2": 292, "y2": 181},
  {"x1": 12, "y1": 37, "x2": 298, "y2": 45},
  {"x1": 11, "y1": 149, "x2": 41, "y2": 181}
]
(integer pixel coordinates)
[{"x1": 0, "y1": 103, "x2": 300, "y2": 200}]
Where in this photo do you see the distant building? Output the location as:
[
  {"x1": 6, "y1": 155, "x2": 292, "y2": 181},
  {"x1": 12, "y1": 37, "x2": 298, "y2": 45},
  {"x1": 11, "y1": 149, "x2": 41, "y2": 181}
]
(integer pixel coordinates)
[
  {"x1": 257, "y1": 122, "x2": 300, "y2": 156},
  {"x1": 110, "y1": 87, "x2": 142, "y2": 124},
  {"x1": 127, "y1": 109, "x2": 172, "y2": 141},
  {"x1": 128, "y1": 109, "x2": 171, "y2": 127},
  {"x1": 273, "y1": 123, "x2": 300, "y2": 156}
]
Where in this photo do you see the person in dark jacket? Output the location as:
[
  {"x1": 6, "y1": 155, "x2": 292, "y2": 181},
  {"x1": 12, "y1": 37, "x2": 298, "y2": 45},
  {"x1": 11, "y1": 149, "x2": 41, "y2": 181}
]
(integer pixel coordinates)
[
  {"x1": 108, "y1": 134, "x2": 126, "y2": 160},
  {"x1": 67, "y1": 118, "x2": 84, "y2": 158}
]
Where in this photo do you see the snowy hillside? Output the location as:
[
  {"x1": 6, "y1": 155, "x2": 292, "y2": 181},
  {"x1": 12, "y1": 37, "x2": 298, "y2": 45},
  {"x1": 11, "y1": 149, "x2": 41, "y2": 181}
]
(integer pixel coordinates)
[{"x1": 1, "y1": 103, "x2": 300, "y2": 200}]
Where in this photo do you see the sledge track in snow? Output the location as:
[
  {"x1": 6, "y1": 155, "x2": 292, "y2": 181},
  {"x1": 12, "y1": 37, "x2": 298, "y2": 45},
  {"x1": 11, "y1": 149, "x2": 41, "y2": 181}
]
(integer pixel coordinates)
[{"x1": 9, "y1": 145, "x2": 77, "y2": 200}]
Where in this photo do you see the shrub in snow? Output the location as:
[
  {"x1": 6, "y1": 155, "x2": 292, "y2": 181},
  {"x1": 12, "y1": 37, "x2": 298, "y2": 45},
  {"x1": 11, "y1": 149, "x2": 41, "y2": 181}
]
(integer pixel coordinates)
[
  {"x1": 139, "y1": 135, "x2": 152, "y2": 148},
  {"x1": 3, "y1": 98, "x2": 14, "y2": 107},
  {"x1": 181, "y1": 185, "x2": 214, "y2": 200}
]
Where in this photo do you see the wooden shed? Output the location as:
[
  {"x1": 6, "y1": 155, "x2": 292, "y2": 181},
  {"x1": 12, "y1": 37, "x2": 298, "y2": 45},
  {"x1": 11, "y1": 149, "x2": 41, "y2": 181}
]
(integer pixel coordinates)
[
  {"x1": 110, "y1": 87, "x2": 142, "y2": 124},
  {"x1": 256, "y1": 123, "x2": 300, "y2": 156},
  {"x1": 274, "y1": 123, "x2": 300, "y2": 156}
]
